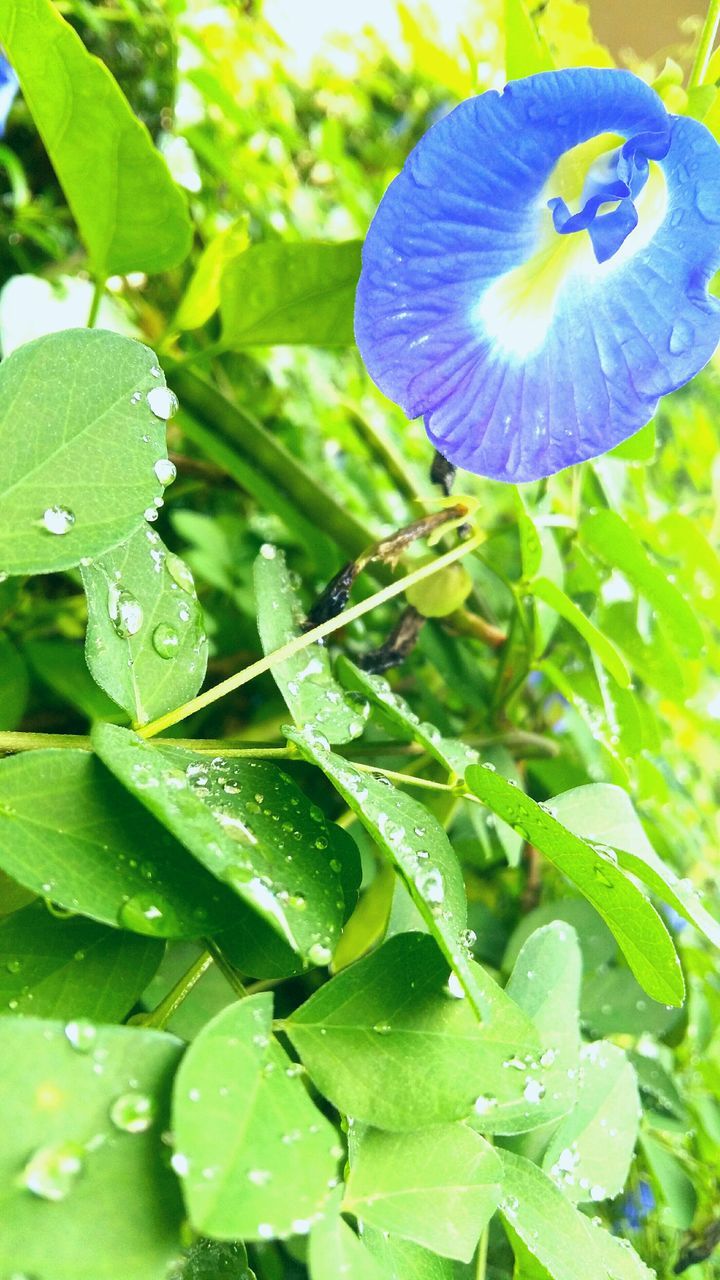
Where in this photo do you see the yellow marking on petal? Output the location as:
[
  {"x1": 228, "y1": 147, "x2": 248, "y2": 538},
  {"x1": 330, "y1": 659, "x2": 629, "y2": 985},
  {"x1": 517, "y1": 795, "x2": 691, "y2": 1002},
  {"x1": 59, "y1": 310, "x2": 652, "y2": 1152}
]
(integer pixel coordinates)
[{"x1": 475, "y1": 138, "x2": 668, "y2": 360}]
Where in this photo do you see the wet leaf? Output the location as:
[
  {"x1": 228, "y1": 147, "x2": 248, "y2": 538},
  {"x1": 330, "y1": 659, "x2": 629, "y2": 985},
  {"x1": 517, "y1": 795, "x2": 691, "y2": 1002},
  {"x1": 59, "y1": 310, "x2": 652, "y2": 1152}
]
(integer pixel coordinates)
[
  {"x1": 255, "y1": 547, "x2": 369, "y2": 744},
  {"x1": 550, "y1": 783, "x2": 720, "y2": 950},
  {"x1": 542, "y1": 1041, "x2": 640, "y2": 1204},
  {"x1": 285, "y1": 932, "x2": 546, "y2": 1133},
  {"x1": 344, "y1": 1124, "x2": 501, "y2": 1262},
  {"x1": 82, "y1": 527, "x2": 208, "y2": 726},
  {"x1": 337, "y1": 656, "x2": 479, "y2": 775},
  {"x1": 0, "y1": 331, "x2": 173, "y2": 576},
  {"x1": 0, "y1": 1016, "x2": 183, "y2": 1280},
  {"x1": 172, "y1": 994, "x2": 339, "y2": 1239},
  {"x1": 93, "y1": 724, "x2": 357, "y2": 965},
  {"x1": 0, "y1": 902, "x2": 164, "y2": 1021},
  {"x1": 0, "y1": 749, "x2": 232, "y2": 938},
  {"x1": 464, "y1": 764, "x2": 683, "y2": 1006}
]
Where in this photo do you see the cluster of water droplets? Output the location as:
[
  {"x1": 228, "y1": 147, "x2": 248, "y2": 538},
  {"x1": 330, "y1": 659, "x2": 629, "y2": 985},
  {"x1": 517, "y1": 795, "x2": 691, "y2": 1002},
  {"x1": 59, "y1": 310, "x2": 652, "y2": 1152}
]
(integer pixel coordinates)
[
  {"x1": 127, "y1": 750, "x2": 343, "y2": 964},
  {"x1": 17, "y1": 1022, "x2": 157, "y2": 1203}
]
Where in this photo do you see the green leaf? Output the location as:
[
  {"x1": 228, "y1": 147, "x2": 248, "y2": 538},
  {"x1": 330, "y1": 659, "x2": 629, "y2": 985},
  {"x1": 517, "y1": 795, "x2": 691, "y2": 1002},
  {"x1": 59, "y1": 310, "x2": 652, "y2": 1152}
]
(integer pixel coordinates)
[
  {"x1": 221, "y1": 241, "x2": 362, "y2": 346},
  {"x1": 514, "y1": 490, "x2": 543, "y2": 580},
  {"x1": 599, "y1": 602, "x2": 690, "y2": 701},
  {"x1": 499, "y1": 1150, "x2": 653, "y2": 1280},
  {"x1": 0, "y1": 749, "x2": 232, "y2": 938},
  {"x1": 531, "y1": 577, "x2": 631, "y2": 688},
  {"x1": 285, "y1": 726, "x2": 493, "y2": 1012},
  {"x1": 0, "y1": 1016, "x2": 183, "y2": 1280},
  {"x1": 175, "y1": 220, "x2": 250, "y2": 331},
  {"x1": 93, "y1": 723, "x2": 356, "y2": 965},
  {"x1": 337, "y1": 657, "x2": 479, "y2": 775},
  {"x1": 82, "y1": 527, "x2": 208, "y2": 727},
  {"x1": 580, "y1": 510, "x2": 704, "y2": 657},
  {"x1": 464, "y1": 764, "x2": 683, "y2": 1006},
  {"x1": 542, "y1": 1041, "x2": 640, "y2": 1203},
  {"x1": 285, "y1": 932, "x2": 544, "y2": 1133},
  {"x1": 309, "y1": 1198, "x2": 384, "y2": 1280},
  {"x1": 172, "y1": 994, "x2": 340, "y2": 1239},
  {"x1": 362, "y1": 1227, "x2": 457, "y2": 1280},
  {"x1": 549, "y1": 783, "x2": 720, "y2": 949},
  {"x1": 0, "y1": 633, "x2": 29, "y2": 728},
  {"x1": 254, "y1": 547, "x2": 369, "y2": 744},
  {"x1": 581, "y1": 966, "x2": 680, "y2": 1039},
  {"x1": 500, "y1": 923, "x2": 581, "y2": 1128},
  {"x1": 25, "y1": 640, "x2": 124, "y2": 722},
  {"x1": 0, "y1": 0, "x2": 191, "y2": 276},
  {"x1": 641, "y1": 1134, "x2": 696, "y2": 1230},
  {"x1": 505, "y1": 0, "x2": 555, "y2": 78},
  {"x1": 0, "y1": 901, "x2": 164, "y2": 1022},
  {"x1": 0, "y1": 330, "x2": 174, "y2": 576},
  {"x1": 344, "y1": 1124, "x2": 501, "y2": 1262}
]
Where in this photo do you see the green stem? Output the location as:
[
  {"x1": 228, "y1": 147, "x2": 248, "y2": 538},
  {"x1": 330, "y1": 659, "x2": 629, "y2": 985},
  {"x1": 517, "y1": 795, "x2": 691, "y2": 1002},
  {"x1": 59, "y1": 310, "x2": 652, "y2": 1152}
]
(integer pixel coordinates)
[
  {"x1": 205, "y1": 938, "x2": 249, "y2": 998},
  {"x1": 137, "y1": 531, "x2": 484, "y2": 739},
  {"x1": 87, "y1": 279, "x2": 105, "y2": 329},
  {"x1": 0, "y1": 726, "x2": 558, "y2": 759},
  {"x1": 475, "y1": 1221, "x2": 489, "y2": 1280},
  {"x1": 689, "y1": 0, "x2": 720, "y2": 87},
  {"x1": 352, "y1": 761, "x2": 454, "y2": 791},
  {"x1": 133, "y1": 950, "x2": 214, "y2": 1030}
]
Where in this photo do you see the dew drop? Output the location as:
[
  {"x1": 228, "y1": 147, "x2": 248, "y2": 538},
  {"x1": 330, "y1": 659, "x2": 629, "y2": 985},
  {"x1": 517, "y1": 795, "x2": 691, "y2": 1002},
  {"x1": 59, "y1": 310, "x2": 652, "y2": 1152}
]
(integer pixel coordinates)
[
  {"x1": 110, "y1": 1091, "x2": 155, "y2": 1134},
  {"x1": 152, "y1": 622, "x2": 180, "y2": 659},
  {"x1": 118, "y1": 893, "x2": 171, "y2": 935},
  {"x1": 166, "y1": 553, "x2": 195, "y2": 594},
  {"x1": 108, "y1": 585, "x2": 143, "y2": 638},
  {"x1": 146, "y1": 386, "x2": 179, "y2": 420},
  {"x1": 153, "y1": 458, "x2": 177, "y2": 487},
  {"x1": 473, "y1": 1094, "x2": 497, "y2": 1116},
  {"x1": 64, "y1": 1019, "x2": 97, "y2": 1053},
  {"x1": 6, "y1": 958, "x2": 21, "y2": 974},
  {"x1": 307, "y1": 941, "x2": 332, "y2": 966},
  {"x1": 20, "y1": 1141, "x2": 84, "y2": 1201},
  {"x1": 42, "y1": 505, "x2": 75, "y2": 536},
  {"x1": 372, "y1": 1021, "x2": 392, "y2": 1035}
]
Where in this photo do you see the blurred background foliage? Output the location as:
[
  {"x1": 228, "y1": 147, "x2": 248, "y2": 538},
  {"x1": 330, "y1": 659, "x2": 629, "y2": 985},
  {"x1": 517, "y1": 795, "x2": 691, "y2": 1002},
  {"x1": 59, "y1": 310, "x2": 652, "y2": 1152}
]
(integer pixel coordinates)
[{"x1": 2, "y1": 1, "x2": 720, "y2": 1277}]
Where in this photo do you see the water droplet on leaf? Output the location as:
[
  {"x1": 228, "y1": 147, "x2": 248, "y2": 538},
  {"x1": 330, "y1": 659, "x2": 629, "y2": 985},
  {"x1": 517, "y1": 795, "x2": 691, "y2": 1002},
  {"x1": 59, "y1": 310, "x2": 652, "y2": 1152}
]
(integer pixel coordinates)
[
  {"x1": 146, "y1": 387, "x2": 179, "y2": 420},
  {"x1": 20, "y1": 1141, "x2": 84, "y2": 1201},
  {"x1": 152, "y1": 622, "x2": 180, "y2": 659},
  {"x1": 42, "y1": 506, "x2": 75, "y2": 536},
  {"x1": 110, "y1": 1091, "x2": 155, "y2": 1134}
]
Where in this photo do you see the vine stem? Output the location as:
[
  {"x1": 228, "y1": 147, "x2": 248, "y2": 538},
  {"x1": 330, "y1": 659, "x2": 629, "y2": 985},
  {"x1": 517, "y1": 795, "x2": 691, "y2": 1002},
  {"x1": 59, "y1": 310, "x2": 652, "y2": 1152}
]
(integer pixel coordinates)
[
  {"x1": 86, "y1": 278, "x2": 105, "y2": 329},
  {"x1": 475, "y1": 1222, "x2": 489, "y2": 1280},
  {"x1": 131, "y1": 950, "x2": 214, "y2": 1030},
  {"x1": 689, "y1": 0, "x2": 720, "y2": 88},
  {"x1": 137, "y1": 531, "x2": 484, "y2": 740}
]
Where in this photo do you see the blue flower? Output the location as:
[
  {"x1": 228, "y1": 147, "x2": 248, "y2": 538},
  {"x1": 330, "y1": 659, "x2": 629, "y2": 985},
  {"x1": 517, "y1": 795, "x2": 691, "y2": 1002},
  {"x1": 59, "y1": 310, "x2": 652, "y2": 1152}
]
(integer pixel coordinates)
[
  {"x1": 355, "y1": 69, "x2": 720, "y2": 482},
  {"x1": 0, "y1": 52, "x2": 18, "y2": 138},
  {"x1": 619, "y1": 1179, "x2": 655, "y2": 1231}
]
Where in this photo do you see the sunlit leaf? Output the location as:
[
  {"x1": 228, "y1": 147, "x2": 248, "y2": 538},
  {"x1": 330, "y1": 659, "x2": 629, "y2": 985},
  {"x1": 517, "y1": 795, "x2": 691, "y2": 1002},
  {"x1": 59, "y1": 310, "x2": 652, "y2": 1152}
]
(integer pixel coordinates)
[
  {"x1": 464, "y1": 764, "x2": 683, "y2": 1005},
  {"x1": 0, "y1": 331, "x2": 173, "y2": 576},
  {"x1": 221, "y1": 241, "x2": 362, "y2": 346},
  {"x1": 0, "y1": 0, "x2": 191, "y2": 275}
]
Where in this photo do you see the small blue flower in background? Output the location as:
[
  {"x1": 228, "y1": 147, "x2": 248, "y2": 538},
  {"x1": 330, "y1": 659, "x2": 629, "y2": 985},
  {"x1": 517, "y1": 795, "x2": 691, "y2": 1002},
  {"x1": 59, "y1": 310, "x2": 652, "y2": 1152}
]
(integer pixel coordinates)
[
  {"x1": 355, "y1": 69, "x2": 720, "y2": 482},
  {"x1": 0, "y1": 51, "x2": 18, "y2": 138},
  {"x1": 619, "y1": 1179, "x2": 656, "y2": 1232}
]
